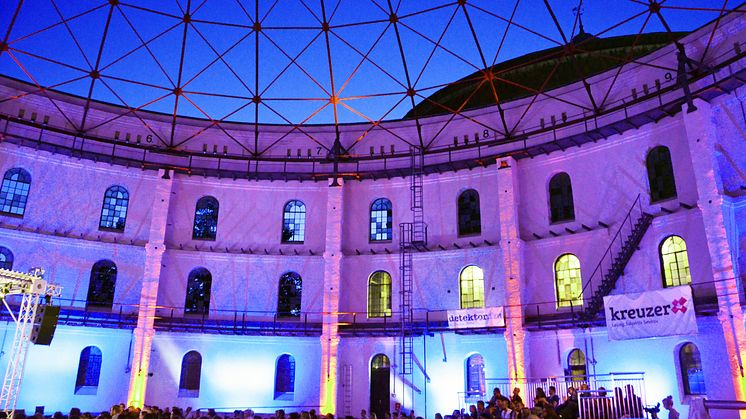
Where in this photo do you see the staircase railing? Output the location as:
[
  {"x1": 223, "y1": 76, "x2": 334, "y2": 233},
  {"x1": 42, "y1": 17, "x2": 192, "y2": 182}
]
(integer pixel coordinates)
[{"x1": 577, "y1": 193, "x2": 653, "y2": 320}]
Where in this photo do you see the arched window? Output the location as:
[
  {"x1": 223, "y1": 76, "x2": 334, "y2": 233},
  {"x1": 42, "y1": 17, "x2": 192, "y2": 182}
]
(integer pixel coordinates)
[
  {"x1": 549, "y1": 172, "x2": 575, "y2": 223},
  {"x1": 185, "y1": 268, "x2": 212, "y2": 315},
  {"x1": 0, "y1": 168, "x2": 31, "y2": 217},
  {"x1": 86, "y1": 260, "x2": 117, "y2": 309},
  {"x1": 274, "y1": 354, "x2": 296, "y2": 400},
  {"x1": 282, "y1": 200, "x2": 306, "y2": 243},
  {"x1": 370, "y1": 198, "x2": 392, "y2": 241},
  {"x1": 278, "y1": 272, "x2": 302, "y2": 318},
  {"x1": 99, "y1": 185, "x2": 129, "y2": 232},
  {"x1": 0, "y1": 246, "x2": 13, "y2": 270},
  {"x1": 660, "y1": 235, "x2": 691, "y2": 287},
  {"x1": 75, "y1": 346, "x2": 102, "y2": 395},
  {"x1": 193, "y1": 196, "x2": 219, "y2": 240},
  {"x1": 465, "y1": 354, "x2": 486, "y2": 397},
  {"x1": 679, "y1": 343, "x2": 706, "y2": 395},
  {"x1": 459, "y1": 265, "x2": 485, "y2": 309},
  {"x1": 458, "y1": 189, "x2": 481, "y2": 236},
  {"x1": 555, "y1": 254, "x2": 583, "y2": 308},
  {"x1": 568, "y1": 349, "x2": 587, "y2": 382},
  {"x1": 179, "y1": 351, "x2": 202, "y2": 398},
  {"x1": 368, "y1": 271, "x2": 392, "y2": 318},
  {"x1": 647, "y1": 146, "x2": 677, "y2": 203}
]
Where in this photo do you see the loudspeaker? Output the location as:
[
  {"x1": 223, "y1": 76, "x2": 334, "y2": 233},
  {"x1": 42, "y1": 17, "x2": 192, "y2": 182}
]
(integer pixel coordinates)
[{"x1": 30, "y1": 305, "x2": 60, "y2": 345}]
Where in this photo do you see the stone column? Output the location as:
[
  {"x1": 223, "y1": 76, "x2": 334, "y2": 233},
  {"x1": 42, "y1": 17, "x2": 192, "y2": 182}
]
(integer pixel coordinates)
[
  {"x1": 682, "y1": 98, "x2": 746, "y2": 403},
  {"x1": 127, "y1": 169, "x2": 174, "y2": 407},
  {"x1": 320, "y1": 178, "x2": 344, "y2": 414},
  {"x1": 495, "y1": 158, "x2": 528, "y2": 384}
]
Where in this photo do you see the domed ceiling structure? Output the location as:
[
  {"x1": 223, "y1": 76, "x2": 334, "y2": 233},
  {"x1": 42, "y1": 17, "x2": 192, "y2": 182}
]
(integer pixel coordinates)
[{"x1": 0, "y1": 0, "x2": 739, "y2": 179}]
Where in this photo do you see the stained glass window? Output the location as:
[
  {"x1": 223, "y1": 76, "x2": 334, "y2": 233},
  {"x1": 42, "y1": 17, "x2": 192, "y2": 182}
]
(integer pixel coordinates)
[
  {"x1": 99, "y1": 185, "x2": 129, "y2": 231},
  {"x1": 555, "y1": 254, "x2": 583, "y2": 308},
  {"x1": 680, "y1": 343, "x2": 706, "y2": 395},
  {"x1": 282, "y1": 200, "x2": 306, "y2": 243},
  {"x1": 370, "y1": 198, "x2": 392, "y2": 241},
  {"x1": 660, "y1": 235, "x2": 691, "y2": 287},
  {"x1": 86, "y1": 260, "x2": 117, "y2": 309},
  {"x1": 460, "y1": 265, "x2": 485, "y2": 309},
  {"x1": 0, "y1": 247, "x2": 13, "y2": 270},
  {"x1": 368, "y1": 271, "x2": 392, "y2": 318},
  {"x1": 0, "y1": 168, "x2": 31, "y2": 217},
  {"x1": 185, "y1": 268, "x2": 212, "y2": 315},
  {"x1": 193, "y1": 196, "x2": 219, "y2": 240},
  {"x1": 278, "y1": 271, "x2": 302, "y2": 317},
  {"x1": 274, "y1": 354, "x2": 296, "y2": 399},
  {"x1": 466, "y1": 354, "x2": 485, "y2": 396}
]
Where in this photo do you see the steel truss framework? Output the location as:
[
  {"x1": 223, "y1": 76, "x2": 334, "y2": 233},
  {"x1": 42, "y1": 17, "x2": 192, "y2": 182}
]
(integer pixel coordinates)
[{"x1": 0, "y1": 0, "x2": 739, "y2": 171}]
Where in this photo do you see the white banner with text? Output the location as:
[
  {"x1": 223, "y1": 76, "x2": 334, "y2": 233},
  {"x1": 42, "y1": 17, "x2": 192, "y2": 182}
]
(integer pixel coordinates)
[
  {"x1": 604, "y1": 286, "x2": 697, "y2": 341},
  {"x1": 447, "y1": 306, "x2": 505, "y2": 329}
]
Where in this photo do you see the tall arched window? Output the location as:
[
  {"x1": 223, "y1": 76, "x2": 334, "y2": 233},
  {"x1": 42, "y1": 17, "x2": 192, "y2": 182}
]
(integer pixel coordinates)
[
  {"x1": 555, "y1": 254, "x2": 583, "y2": 308},
  {"x1": 549, "y1": 172, "x2": 575, "y2": 223},
  {"x1": 568, "y1": 348, "x2": 587, "y2": 382},
  {"x1": 99, "y1": 185, "x2": 129, "y2": 232},
  {"x1": 465, "y1": 354, "x2": 486, "y2": 397},
  {"x1": 0, "y1": 246, "x2": 13, "y2": 270},
  {"x1": 193, "y1": 196, "x2": 219, "y2": 240},
  {"x1": 282, "y1": 200, "x2": 306, "y2": 243},
  {"x1": 185, "y1": 268, "x2": 212, "y2": 315},
  {"x1": 274, "y1": 354, "x2": 296, "y2": 400},
  {"x1": 458, "y1": 189, "x2": 481, "y2": 236},
  {"x1": 179, "y1": 351, "x2": 202, "y2": 397},
  {"x1": 86, "y1": 260, "x2": 117, "y2": 309},
  {"x1": 679, "y1": 343, "x2": 706, "y2": 395},
  {"x1": 75, "y1": 346, "x2": 102, "y2": 395},
  {"x1": 278, "y1": 272, "x2": 302, "y2": 318},
  {"x1": 647, "y1": 146, "x2": 677, "y2": 203},
  {"x1": 459, "y1": 265, "x2": 485, "y2": 309},
  {"x1": 0, "y1": 168, "x2": 31, "y2": 217},
  {"x1": 370, "y1": 198, "x2": 392, "y2": 241},
  {"x1": 368, "y1": 271, "x2": 392, "y2": 318},
  {"x1": 660, "y1": 235, "x2": 691, "y2": 287}
]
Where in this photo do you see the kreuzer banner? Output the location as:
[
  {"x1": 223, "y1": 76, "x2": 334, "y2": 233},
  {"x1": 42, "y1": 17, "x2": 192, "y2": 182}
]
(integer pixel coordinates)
[
  {"x1": 448, "y1": 306, "x2": 505, "y2": 329},
  {"x1": 604, "y1": 286, "x2": 697, "y2": 341}
]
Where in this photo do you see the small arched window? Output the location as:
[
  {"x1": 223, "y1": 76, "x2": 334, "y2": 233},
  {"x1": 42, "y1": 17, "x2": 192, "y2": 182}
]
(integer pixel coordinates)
[
  {"x1": 185, "y1": 268, "x2": 212, "y2": 315},
  {"x1": 99, "y1": 185, "x2": 129, "y2": 231},
  {"x1": 647, "y1": 146, "x2": 677, "y2": 203},
  {"x1": 75, "y1": 346, "x2": 102, "y2": 395},
  {"x1": 274, "y1": 354, "x2": 296, "y2": 400},
  {"x1": 660, "y1": 235, "x2": 691, "y2": 287},
  {"x1": 86, "y1": 260, "x2": 117, "y2": 309},
  {"x1": 0, "y1": 246, "x2": 13, "y2": 270},
  {"x1": 193, "y1": 196, "x2": 219, "y2": 240},
  {"x1": 458, "y1": 189, "x2": 481, "y2": 236},
  {"x1": 459, "y1": 265, "x2": 484, "y2": 309},
  {"x1": 368, "y1": 271, "x2": 392, "y2": 318},
  {"x1": 179, "y1": 351, "x2": 202, "y2": 397},
  {"x1": 278, "y1": 272, "x2": 302, "y2": 318},
  {"x1": 282, "y1": 200, "x2": 306, "y2": 243},
  {"x1": 555, "y1": 254, "x2": 583, "y2": 308},
  {"x1": 0, "y1": 168, "x2": 31, "y2": 217},
  {"x1": 465, "y1": 354, "x2": 486, "y2": 397},
  {"x1": 568, "y1": 348, "x2": 587, "y2": 382},
  {"x1": 679, "y1": 343, "x2": 706, "y2": 395},
  {"x1": 549, "y1": 172, "x2": 575, "y2": 223},
  {"x1": 370, "y1": 198, "x2": 392, "y2": 241}
]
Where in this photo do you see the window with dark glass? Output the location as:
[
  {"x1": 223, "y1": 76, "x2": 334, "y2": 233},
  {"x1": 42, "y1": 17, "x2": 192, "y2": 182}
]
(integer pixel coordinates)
[
  {"x1": 193, "y1": 196, "x2": 219, "y2": 240},
  {"x1": 549, "y1": 172, "x2": 575, "y2": 223},
  {"x1": 282, "y1": 200, "x2": 306, "y2": 243},
  {"x1": 86, "y1": 260, "x2": 117, "y2": 309},
  {"x1": 179, "y1": 351, "x2": 202, "y2": 397},
  {"x1": 660, "y1": 235, "x2": 691, "y2": 288},
  {"x1": 274, "y1": 354, "x2": 296, "y2": 400},
  {"x1": 465, "y1": 354, "x2": 485, "y2": 397},
  {"x1": 680, "y1": 343, "x2": 705, "y2": 395},
  {"x1": 0, "y1": 246, "x2": 13, "y2": 270},
  {"x1": 370, "y1": 198, "x2": 392, "y2": 241},
  {"x1": 277, "y1": 271, "x2": 302, "y2": 317},
  {"x1": 0, "y1": 168, "x2": 31, "y2": 217},
  {"x1": 458, "y1": 189, "x2": 481, "y2": 236},
  {"x1": 647, "y1": 146, "x2": 677, "y2": 203},
  {"x1": 568, "y1": 348, "x2": 587, "y2": 382},
  {"x1": 184, "y1": 268, "x2": 212, "y2": 315},
  {"x1": 459, "y1": 265, "x2": 484, "y2": 309},
  {"x1": 75, "y1": 346, "x2": 102, "y2": 395},
  {"x1": 555, "y1": 254, "x2": 583, "y2": 308},
  {"x1": 99, "y1": 185, "x2": 129, "y2": 231},
  {"x1": 368, "y1": 271, "x2": 392, "y2": 318}
]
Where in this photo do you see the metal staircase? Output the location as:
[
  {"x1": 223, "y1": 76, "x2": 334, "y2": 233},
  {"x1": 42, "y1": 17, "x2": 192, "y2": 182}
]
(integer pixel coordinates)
[
  {"x1": 399, "y1": 148, "x2": 427, "y2": 375},
  {"x1": 578, "y1": 194, "x2": 653, "y2": 321}
]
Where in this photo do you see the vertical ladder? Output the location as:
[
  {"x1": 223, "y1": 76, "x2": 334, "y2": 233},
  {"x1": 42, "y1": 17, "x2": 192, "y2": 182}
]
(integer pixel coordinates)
[
  {"x1": 342, "y1": 364, "x2": 353, "y2": 417},
  {"x1": 399, "y1": 147, "x2": 427, "y2": 376}
]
